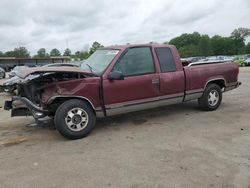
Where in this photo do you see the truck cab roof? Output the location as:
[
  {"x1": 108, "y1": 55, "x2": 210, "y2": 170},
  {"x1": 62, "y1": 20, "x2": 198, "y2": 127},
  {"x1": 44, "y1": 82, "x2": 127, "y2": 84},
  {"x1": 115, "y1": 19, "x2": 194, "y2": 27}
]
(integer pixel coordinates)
[{"x1": 103, "y1": 43, "x2": 176, "y2": 50}]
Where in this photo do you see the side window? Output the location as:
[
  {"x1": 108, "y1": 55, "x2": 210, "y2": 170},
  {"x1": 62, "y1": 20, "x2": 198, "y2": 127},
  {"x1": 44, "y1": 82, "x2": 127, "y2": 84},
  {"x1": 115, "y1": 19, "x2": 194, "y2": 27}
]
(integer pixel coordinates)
[
  {"x1": 113, "y1": 47, "x2": 155, "y2": 76},
  {"x1": 155, "y1": 48, "x2": 176, "y2": 72}
]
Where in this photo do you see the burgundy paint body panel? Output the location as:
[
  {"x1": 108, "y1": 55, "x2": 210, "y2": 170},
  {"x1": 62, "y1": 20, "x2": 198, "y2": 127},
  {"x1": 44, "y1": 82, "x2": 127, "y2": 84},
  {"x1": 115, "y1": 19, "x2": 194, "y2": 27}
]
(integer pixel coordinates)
[
  {"x1": 102, "y1": 44, "x2": 186, "y2": 106},
  {"x1": 41, "y1": 77, "x2": 101, "y2": 108},
  {"x1": 151, "y1": 45, "x2": 185, "y2": 96},
  {"x1": 159, "y1": 71, "x2": 185, "y2": 96},
  {"x1": 103, "y1": 74, "x2": 160, "y2": 106},
  {"x1": 184, "y1": 62, "x2": 238, "y2": 91}
]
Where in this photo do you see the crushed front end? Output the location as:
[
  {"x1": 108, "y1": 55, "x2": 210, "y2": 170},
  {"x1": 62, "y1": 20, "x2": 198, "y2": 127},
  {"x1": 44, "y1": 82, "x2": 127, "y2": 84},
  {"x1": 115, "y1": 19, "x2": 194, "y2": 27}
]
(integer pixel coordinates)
[{"x1": 3, "y1": 68, "x2": 93, "y2": 121}]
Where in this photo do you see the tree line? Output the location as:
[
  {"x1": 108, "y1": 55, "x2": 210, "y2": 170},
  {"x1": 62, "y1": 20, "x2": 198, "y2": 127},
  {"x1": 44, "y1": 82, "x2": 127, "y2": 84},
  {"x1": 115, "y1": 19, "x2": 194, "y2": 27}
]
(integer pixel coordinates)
[
  {"x1": 167, "y1": 28, "x2": 250, "y2": 57},
  {"x1": 0, "y1": 41, "x2": 103, "y2": 60},
  {"x1": 0, "y1": 28, "x2": 249, "y2": 59}
]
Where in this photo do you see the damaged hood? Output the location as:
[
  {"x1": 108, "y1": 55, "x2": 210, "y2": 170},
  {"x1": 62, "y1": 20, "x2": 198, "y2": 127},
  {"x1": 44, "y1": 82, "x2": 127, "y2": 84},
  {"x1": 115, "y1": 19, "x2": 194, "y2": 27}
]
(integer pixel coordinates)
[{"x1": 16, "y1": 66, "x2": 92, "y2": 79}]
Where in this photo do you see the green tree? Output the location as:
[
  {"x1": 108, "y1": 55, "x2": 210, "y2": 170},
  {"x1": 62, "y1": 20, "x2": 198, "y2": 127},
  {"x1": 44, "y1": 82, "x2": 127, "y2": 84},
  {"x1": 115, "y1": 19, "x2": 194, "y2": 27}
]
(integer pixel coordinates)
[
  {"x1": 36, "y1": 48, "x2": 47, "y2": 58},
  {"x1": 89, "y1": 41, "x2": 103, "y2": 55},
  {"x1": 168, "y1": 29, "x2": 250, "y2": 57},
  {"x1": 211, "y1": 35, "x2": 226, "y2": 55},
  {"x1": 13, "y1": 46, "x2": 30, "y2": 58},
  {"x1": 63, "y1": 48, "x2": 71, "y2": 56},
  {"x1": 79, "y1": 51, "x2": 89, "y2": 59},
  {"x1": 50, "y1": 48, "x2": 61, "y2": 56},
  {"x1": 4, "y1": 51, "x2": 15, "y2": 57},
  {"x1": 0, "y1": 51, "x2": 4, "y2": 57},
  {"x1": 231, "y1": 28, "x2": 250, "y2": 41},
  {"x1": 211, "y1": 35, "x2": 235, "y2": 55},
  {"x1": 73, "y1": 51, "x2": 89, "y2": 60},
  {"x1": 230, "y1": 27, "x2": 250, "y2": 54},
  {"x1": 169, "y1": 32, "x2": 204, "y2": 57},
  {"x1": 198, "y1": 35, "x2": 212, "y2": 56},
  {"x1": 246, "y1": 42, "x2": 250, "y2": 54}
]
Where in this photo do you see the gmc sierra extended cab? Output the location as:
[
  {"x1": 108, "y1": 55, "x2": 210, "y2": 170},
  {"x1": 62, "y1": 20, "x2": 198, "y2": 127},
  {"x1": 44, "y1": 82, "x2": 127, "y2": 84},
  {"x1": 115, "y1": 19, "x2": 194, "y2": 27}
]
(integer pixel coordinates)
[{"x1": 2, "y1": 44, "x2": 241, "y2": 139}]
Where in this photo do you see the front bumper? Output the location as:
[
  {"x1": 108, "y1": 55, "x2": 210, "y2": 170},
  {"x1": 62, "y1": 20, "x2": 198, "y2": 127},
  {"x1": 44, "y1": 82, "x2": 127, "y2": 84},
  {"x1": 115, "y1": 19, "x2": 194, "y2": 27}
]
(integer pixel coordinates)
[
  {"x1": 4, "y1": 96, "x2": 49, "y2": 118},
  {"x1": 0, "y1": 84, "x2": 16, "y2": 93},
  {"x1": 0, "y1": 85, "x2": 3, "y2": 92}
]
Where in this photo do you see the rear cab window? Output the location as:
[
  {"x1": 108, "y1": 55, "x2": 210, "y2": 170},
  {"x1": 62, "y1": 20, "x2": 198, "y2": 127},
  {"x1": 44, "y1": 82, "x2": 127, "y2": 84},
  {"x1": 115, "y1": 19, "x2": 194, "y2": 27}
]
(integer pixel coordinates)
[{"x1": 155, "y1": 47, "x2": 176, "y2": 72}]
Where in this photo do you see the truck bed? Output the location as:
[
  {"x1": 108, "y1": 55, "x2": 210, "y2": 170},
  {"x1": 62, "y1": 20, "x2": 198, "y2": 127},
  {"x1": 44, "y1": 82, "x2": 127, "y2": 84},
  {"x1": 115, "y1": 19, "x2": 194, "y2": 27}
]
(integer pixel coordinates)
[{"x1": 183, "y1": 61, "x2": 239, "y2": 101}]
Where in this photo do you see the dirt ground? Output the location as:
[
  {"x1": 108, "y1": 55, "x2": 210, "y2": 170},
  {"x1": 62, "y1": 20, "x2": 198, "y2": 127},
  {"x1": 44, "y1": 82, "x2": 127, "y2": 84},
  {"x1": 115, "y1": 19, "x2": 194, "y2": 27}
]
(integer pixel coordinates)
[{"x1": 0, "y1": 68, "x2": 249, "y2": 188}]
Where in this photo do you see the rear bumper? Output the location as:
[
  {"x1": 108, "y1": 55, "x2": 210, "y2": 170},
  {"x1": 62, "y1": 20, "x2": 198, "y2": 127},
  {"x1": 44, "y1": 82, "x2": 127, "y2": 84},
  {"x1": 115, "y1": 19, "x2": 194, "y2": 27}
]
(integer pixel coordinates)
[
  {"x1": 224, "y1": 81, "x2": 241, "y2": 92},
  {"x1": 4, "y1": 96, "x2": 49, "y2": 118}
]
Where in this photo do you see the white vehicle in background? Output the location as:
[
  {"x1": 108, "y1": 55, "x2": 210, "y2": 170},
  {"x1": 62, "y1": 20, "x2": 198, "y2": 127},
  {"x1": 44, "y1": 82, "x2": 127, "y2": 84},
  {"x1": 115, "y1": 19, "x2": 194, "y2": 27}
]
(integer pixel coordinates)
[
  {"x1": 246, "y1": 58, "x2": 250, "y2": 66},
  {"x1": 9, "y1": 66, "x2": 29, "y2": 78},
  {"x1": 42, "y1": 62, "x2": 80, "y2": 67},
  {"x1": 0, "y1": 67, "x2": 6, "y2": 78}
]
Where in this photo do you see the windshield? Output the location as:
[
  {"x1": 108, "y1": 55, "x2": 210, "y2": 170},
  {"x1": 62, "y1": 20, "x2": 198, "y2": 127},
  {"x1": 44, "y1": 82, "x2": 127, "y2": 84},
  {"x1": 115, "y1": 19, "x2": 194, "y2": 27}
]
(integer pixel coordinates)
[{"x1": 81, "y1": 49, "x2": 119, "y2": 75}]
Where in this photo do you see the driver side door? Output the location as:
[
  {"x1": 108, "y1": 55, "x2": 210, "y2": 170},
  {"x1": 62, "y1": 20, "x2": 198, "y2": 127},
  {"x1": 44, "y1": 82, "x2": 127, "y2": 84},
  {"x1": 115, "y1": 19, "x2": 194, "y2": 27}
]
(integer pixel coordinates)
[{"x1": 103, "y1": 47, "x2": 160, "y2": 116}]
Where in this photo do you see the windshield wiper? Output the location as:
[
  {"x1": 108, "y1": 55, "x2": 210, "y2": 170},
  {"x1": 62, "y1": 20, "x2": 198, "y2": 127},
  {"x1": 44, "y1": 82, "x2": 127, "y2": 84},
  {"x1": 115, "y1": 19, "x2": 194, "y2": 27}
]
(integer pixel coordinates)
[
  {"x1": 86, "y1": 63, "x2": 94, "y2": 73},
  {"x1": 85, "y1": 63, "x2": 98, "y2": 76}
]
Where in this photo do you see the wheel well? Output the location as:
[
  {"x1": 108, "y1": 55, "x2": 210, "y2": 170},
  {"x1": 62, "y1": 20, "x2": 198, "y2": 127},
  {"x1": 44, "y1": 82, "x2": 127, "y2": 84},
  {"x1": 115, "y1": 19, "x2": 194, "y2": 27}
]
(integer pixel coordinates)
[
  {"x1": 206, "y1": 79, "x2": 225, "y2": 89},
  {"x1": 48, "y1": 97, "x2": 95, "y2": 115}
]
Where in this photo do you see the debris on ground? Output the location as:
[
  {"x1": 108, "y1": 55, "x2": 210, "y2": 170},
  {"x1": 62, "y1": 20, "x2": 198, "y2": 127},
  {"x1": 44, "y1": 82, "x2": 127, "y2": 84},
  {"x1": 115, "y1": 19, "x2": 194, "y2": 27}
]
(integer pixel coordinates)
[{"x1": 0, "y1": 136, "x2": 28, "y2": 147}]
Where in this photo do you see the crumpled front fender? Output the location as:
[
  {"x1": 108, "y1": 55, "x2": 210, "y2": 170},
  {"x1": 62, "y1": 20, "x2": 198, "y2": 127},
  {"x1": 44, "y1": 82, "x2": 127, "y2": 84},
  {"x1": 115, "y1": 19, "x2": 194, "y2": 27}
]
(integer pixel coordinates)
[{"x1": 41, "y1": 77, "x2": 101, "y2": 109}]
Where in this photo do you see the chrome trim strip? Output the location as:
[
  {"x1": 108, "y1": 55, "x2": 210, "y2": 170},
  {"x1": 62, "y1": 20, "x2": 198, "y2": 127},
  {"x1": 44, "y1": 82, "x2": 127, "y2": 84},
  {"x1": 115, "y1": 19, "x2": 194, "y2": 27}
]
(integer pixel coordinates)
[
  {"x1": 95, "y1": 107, "x2": 102, "y2": 111},
  {"x1": 106, "y1": 96, "x2": 183, "y2": 116},
  {"x1": 48, "y1": 95, "x2": 105, "y2": 118},
  {"x1": 204, "y1": 78, "x2": 226, "y2": 89},
  {"x1": 184, "y1": 92, "x2": 203, "y2": 101},
  {"x1": 106, "y1": 93, "x2": 184, "y2": 109},
  {"x1": 184, "y1": 89, "x2": 204, "y2": 101},
  {"x1": 186, "y1": 89, "x2": 204, "y2": 94},
  {"x1": 187, "y1": 60, "x2": 230, "y2": 67},
  {"x1": 159, "y1": 93, "x2": 184, "y2": 100},
  {"x1": 96, "y1": 110, "x2": 105, "y2": 118},
  {"x1": 48, "y1": 95, "x2": 100, "y2": 111}
]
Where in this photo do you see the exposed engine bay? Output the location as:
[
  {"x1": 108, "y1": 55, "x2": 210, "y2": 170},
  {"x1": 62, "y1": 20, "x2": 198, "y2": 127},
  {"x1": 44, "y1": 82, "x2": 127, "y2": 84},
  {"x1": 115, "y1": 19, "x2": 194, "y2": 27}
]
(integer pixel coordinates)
[
  {"x1": 17, "y1": 72, "x2": 88, "y2": 106},
  {"x1": 1, "y1": 67, "x2": 94, "y2": 120}
]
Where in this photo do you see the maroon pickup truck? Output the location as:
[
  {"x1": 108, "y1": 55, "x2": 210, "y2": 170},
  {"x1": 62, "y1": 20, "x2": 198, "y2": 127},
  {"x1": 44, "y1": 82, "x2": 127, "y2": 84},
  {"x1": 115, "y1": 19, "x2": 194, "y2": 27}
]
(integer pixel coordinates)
[{"x1": 3, "y1": 44, "x2": 241, "y2": 139}]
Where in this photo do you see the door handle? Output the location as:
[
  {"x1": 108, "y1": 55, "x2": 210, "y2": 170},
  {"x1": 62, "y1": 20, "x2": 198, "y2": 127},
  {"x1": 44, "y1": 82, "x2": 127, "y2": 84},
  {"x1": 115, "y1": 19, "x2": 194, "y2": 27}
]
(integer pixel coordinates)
[{"x1": 152, "y1": 78, "x2": 160, "y2": 84}]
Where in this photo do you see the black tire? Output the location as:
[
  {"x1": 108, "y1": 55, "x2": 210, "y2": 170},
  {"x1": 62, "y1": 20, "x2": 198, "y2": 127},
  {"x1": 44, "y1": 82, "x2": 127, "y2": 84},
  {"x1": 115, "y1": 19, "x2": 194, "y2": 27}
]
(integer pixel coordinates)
[
  {"x1": 198, "y1": 83, "x2": 222, "y2": 111},
  {"x1": 54, "y1": 99, "x2": 96, "y2": 139}
]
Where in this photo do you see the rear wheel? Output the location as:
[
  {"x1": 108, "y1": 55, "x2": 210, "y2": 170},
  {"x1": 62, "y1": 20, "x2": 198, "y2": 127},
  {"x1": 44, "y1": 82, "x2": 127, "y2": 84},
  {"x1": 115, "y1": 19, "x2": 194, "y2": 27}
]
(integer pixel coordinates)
[
  {"x1": 54, "y1": 99, "x2": 96, "y2": 139},
  {"x1": 198, "y1": 84, "x2": 222, "y2": 111}
]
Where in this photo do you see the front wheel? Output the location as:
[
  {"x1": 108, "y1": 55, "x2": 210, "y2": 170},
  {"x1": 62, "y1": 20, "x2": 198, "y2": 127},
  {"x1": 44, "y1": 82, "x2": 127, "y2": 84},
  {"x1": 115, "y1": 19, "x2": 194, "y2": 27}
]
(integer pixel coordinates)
[
  {"x1": 54, "y1": 99, "x2": 96, "y2": 139},
  {"x1": 198, "y1": 83, "x2": 222, "y2": 111}
]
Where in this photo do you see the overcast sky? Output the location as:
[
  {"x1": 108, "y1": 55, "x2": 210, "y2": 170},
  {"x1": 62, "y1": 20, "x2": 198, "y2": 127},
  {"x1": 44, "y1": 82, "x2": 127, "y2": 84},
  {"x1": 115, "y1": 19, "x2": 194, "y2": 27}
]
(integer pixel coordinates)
[{"x1": 0, "y1": 0, "x2": 249, "y2": 54}]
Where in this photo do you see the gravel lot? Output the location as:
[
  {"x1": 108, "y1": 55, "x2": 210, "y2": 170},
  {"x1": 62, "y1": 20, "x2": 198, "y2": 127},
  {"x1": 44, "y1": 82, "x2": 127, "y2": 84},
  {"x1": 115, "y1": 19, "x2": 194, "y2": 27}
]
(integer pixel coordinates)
[{"x1": 0, "y1": 68, "x2": 250, "y2": 188}]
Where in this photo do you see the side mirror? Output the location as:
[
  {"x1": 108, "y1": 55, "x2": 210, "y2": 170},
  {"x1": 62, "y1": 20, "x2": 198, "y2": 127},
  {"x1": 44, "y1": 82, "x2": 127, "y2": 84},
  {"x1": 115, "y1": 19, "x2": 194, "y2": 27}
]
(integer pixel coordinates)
[{"x1": 108, "y1": 71, "x2": 124, "y2": 81}]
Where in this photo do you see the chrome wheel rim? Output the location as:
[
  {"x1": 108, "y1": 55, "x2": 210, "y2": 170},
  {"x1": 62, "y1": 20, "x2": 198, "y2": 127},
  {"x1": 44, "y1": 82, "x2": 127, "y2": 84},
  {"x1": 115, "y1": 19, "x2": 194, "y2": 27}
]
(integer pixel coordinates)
[
  {"x1": 65, "y1": 108, "x2": 88, "y2": 132},
  {"x1": 208, "y1": 90, "x2": 219, "y2": 106}
]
